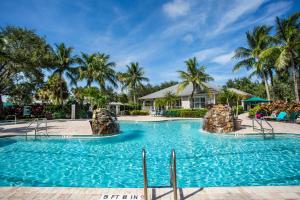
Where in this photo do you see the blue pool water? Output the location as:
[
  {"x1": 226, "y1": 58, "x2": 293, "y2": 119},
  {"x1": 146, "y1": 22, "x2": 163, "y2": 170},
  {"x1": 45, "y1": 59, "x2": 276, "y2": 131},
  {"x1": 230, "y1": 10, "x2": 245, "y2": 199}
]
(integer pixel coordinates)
[{"x1": 0, "y1": 120, "x2": 300, "y2": 188}]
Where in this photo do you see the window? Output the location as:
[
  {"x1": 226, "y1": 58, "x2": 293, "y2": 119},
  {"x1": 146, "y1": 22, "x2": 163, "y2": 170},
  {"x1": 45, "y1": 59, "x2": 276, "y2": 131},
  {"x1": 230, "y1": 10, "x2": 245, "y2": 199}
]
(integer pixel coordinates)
[
  {"x1": 174, "y1": 99, "x2": 181, "y2": 108},
  {"x1": 193, "y1": 97, "x2": 206, "y2": 108},
  {"x1": 145, "y1": 101, "x2": 153, "y2": 106}
]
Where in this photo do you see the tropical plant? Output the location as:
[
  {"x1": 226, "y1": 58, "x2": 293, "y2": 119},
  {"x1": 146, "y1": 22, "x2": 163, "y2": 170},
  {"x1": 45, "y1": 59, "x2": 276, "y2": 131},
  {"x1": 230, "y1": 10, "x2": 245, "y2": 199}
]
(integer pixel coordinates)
[
  {"x1": 233, "y1": 25, "x2": 273, "y2": 100},
  {"x1": 79, "y1": 53, "x2": 117, "y2": 91},
  {"x1": 260, "y1": 12, "x2": 300, "y2": 102},
  {"x1": 36, "y1": 74, "x2": 69, "y2": 105},
  {"x1": 93, "y1": 53, "x2": 117, "y2": 91},
  {"x1": 217, "y1": 88, "x2": 241, "y2": 107},
  {"x1": 120, "y1": 62, "x2": 149, "y2": 103},
  {"x1": 52, "y1": 43, "x2": 78, "y2": 105},
  {"x1": 81, "y1": 87, "x2": 107, "y2": 108},
  {"x1": 77, "y1": 53, "x2": 97, "y2": 87},
  {"x1": 163, "y1": 91, "x2": 177, "y2": 109},
  {"x1": 154, "y1": 98, "x2": 166, "y2": 108},
  {"x1": 177, "y1": 57, "x2": 213, "y2": 109}
]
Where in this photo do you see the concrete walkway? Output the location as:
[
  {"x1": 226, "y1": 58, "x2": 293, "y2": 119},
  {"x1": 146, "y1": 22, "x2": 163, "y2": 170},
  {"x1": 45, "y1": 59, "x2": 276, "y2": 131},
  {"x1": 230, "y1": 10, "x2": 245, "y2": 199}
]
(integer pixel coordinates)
[
  {"x1": 0, "y1": 113, "x2": 300, "y2": 137},
  {"x1": 235, "y1": 113, "x2": 300, "y2": 134},
  {"x1": 1, "y1": 186, "x2": 300, "y2": 200}
]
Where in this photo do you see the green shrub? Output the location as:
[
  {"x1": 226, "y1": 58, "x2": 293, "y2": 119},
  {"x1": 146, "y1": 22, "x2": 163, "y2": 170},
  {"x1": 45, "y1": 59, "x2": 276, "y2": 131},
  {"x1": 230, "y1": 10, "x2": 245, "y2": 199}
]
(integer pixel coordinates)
[
  {"x1": 164, "y1": 109, "x2": 208, "y2": 118},
  {"x1": 52, "y1": 111, "x2": 66, "y2": 119},
  {"x1": 249, "y1": 105, "x2": 260, "y2": 118},
  {"x1": 77, "y1": 109, "x2": 89, "y2": 119},
  {"x1": 130, "y1": 110, "x2": 149, "y2": 115},
  {"x1": 232, "y1": 105, "x2": 244, "y2": 115}
]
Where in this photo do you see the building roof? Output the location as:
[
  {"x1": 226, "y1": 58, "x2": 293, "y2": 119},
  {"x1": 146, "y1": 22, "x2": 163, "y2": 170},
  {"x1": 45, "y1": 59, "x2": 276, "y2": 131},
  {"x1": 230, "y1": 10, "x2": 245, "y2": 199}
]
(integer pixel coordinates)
[
  {"x1": 227, "y1": 88, "x2": 252, "y2": 96},
  {"x1": 139, "y1": 82, "x2": 220, "y2": 100},
  {"x1": 139, "y1": 83, "x2": 251, "y2": 100}
]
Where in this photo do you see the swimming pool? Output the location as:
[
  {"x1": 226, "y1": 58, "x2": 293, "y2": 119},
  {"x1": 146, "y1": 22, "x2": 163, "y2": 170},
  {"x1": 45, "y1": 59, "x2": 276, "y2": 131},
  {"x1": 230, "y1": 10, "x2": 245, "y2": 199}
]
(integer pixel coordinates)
[{"x1": 0, "y1": 120, "x2": 299, "y2": 188}]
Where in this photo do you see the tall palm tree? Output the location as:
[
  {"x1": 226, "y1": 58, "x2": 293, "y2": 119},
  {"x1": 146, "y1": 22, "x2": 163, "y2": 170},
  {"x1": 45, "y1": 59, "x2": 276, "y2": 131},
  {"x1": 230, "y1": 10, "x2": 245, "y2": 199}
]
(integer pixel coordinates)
[
  {"x1": 177, "y1": 57, "x2": 213, "y2": 109},
  {"x1": 233, "y1": 26, "x2": 273, "y2": 100},
  {"x1": 93, "y1": 53, "x2": 118, "y2": 92},
  {"x1": 77, "y1": 53, "x2": 97, "y2": 87},
  {"x1": 53, "y1": 43, "x2": 78, "y2": 105},
  {"x1": 261, "y1": 13, "x2": 300, "y2": 102},
  {"x1": 120, "y1": 62, "x2": 149, "y2": 104}
]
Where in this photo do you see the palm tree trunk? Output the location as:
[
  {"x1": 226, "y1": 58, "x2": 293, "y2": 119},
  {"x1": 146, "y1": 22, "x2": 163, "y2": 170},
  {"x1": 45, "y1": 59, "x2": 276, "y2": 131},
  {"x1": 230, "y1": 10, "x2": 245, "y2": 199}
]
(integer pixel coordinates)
[
  {"x1": 0, "y1": 94, "x2": 4, "y2": 119},
  {"x1": 291, "y1": 56, "x2": 299, "y2": 102},
  {"x1": 133, "y1": 90, "x2": 136, "y2": 104},
  {"x1": 268, "y1": 69, "x2": 274, "y2": 99},
  {"x1": 262, "y1": 72, "x2": 270, "y2": 100},
  {"x1": 60, "y1": 77, "x2": 63, "y2": 106},
  {"x1": 190, "y1": 85, "x2": 195, "y2": 110}
]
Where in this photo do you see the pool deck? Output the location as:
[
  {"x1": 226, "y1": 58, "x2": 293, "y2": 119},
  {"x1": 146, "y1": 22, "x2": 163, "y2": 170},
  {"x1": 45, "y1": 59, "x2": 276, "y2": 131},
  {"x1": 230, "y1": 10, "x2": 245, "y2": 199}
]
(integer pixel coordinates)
[
  {"x1": 0, "y1": 113, "x2": 300, "y2": 137},
  {"x1": 1, "y1": 186, "x2": 300, "y2": 200}
]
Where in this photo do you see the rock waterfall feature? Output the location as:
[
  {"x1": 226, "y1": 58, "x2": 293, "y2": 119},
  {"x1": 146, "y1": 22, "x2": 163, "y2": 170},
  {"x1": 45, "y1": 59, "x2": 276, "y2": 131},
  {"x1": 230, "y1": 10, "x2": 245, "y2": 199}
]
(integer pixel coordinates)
[
  {"x1": 90, "y1": 108, "x2": 120, "y2": 135},
  {"x1": 202, "y1": 104, "x2": 234, "y2": 133}
]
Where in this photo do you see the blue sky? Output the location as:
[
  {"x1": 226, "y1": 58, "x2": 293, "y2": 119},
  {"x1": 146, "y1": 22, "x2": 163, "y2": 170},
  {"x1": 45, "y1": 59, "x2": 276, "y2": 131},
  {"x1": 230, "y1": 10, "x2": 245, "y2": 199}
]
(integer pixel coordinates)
[{"x1": 1, "y1": 0, "x2": 299, "y2": 87}]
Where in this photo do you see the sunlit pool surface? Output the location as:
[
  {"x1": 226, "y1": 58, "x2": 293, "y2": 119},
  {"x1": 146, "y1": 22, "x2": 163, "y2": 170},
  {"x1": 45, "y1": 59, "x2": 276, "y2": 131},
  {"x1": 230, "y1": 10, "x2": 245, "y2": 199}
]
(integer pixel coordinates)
[{"x1": 0, "y1": 120, "x2": 299, "y2": 188}]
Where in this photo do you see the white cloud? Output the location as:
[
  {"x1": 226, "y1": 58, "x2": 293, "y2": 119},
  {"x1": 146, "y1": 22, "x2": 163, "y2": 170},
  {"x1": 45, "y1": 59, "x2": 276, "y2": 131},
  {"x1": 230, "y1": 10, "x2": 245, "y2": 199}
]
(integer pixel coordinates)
[
  {"x1": 193, "y1": 47, "x2": 225, "y2": 61},
  {"x1": 162, "y1": 0, "x2": 190, "y2": 18},
  {"x1": 182, "y1": 34, "x2": 194, "y2": 43},
  {"x1": 212, "y1": 51, "x2": 235, "y2": 64},
  {"x1": 212, "y1": 0, "x2": 266, "y2": 35}
]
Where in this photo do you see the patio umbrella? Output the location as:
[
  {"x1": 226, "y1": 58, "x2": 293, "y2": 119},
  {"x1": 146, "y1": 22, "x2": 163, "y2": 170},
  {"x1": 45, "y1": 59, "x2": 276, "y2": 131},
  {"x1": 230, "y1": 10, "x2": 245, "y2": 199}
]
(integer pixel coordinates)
[{"x1": 242, "y1": 96, "x2": 270, "y2": 103}]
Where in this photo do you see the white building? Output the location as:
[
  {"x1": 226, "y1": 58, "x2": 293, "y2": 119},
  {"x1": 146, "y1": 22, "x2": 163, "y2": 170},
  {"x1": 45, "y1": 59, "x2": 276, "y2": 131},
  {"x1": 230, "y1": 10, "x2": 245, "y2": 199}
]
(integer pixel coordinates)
[{"x1": 139, "y1": 83, "x2": 250, "y2": 110}]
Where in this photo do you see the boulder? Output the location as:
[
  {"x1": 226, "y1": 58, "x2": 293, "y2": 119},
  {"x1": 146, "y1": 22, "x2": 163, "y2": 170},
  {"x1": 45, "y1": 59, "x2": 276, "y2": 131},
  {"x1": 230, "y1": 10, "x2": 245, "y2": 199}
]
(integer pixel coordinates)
[
  {"x1": 90, "y1": 108, "x2": 120, "y2": 135},
  {"x1": 202, "y1": 104, "x2": 234, "y2": 133}
]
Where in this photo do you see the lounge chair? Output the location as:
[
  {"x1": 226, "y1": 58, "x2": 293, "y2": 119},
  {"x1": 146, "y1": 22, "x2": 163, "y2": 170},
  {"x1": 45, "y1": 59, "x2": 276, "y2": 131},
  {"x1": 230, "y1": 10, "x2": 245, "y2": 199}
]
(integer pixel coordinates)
[
  {"x1": 263, "y1": 111, "x2": 277, "y2": 120},
  {"x1": 150, "y1": 109, "x2": 156, "y2": 116},
  {"x1": 289, "y1": 112, "x2": 299, "y2": 122},
  {"x1": 276, "y1": 112, "x2": 287, "y2": 121},
  {"x1": 158, "y1": 110, "x2": 164, "y2": 116}
]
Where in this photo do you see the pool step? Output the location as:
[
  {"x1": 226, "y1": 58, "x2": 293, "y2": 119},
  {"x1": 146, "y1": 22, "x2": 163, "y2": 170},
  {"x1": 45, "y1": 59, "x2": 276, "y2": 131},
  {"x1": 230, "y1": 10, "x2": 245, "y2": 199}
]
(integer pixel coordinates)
[{"x1": 142, "y1": 149, "x2": 178, "y2": 200}]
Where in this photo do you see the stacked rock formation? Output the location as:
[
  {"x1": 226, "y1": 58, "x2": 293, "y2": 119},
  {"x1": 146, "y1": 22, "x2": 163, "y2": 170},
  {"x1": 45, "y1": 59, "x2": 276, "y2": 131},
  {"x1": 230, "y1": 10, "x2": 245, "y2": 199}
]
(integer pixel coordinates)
[
  {"x1": 203, "y1": 104, "x2": 234, "y2": 133},
  {"x1": 91, "y1": 108, "x2": 120, "y2": 135}
]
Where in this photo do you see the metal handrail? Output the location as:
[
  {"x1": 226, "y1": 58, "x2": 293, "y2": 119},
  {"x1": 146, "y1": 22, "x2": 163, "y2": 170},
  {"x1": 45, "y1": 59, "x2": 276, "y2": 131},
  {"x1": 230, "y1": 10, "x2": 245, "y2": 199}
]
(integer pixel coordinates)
[
  {"x1": 170, "y1": 149, "x2": 178, "y2": 200},
  {"x1": 142, "y1": 149, "x2": 148, "y2": 200},
  {"x1": 25, "y1": 118, "x2": 38, "y2": 140},
  {"x1": 261, "y1": 118, "x2": 274, "y2": 133},
  {"x1": 25, "y1": 118, "x2": 48, "y2": 140},
  {"x1": 252, "y1": 117, "x2": 274, "y2": 138},
  {"x1": 142, "y1": 149, "x2": 178, "y2": 200}
]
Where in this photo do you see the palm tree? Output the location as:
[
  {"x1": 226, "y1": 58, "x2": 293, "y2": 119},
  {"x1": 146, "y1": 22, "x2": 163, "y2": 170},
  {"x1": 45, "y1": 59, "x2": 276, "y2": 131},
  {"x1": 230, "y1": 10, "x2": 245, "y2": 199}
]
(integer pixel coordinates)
[
  {"x1": 77, "y1": 53, "x2": 97, "y2": 87},
  {"x1": 93, "y1": 53, "x2": 118, "y2": 92},
  {"x1": 177, "y1": 57, "x2": 213, "y2": 109},
  {"x1": 261, "y1": 13, "x2": 300, "y2": 102},
  {"x1": 120, "y1": 62, "x2": 149, "y2": 104},
  {"x1": 163, "y1": 91, "x2": 177, "y2": 109},
  {"x1": 233, "y1": 26, "x2": 273, "y2": 100},
  {"x1": 53, "y1": 43, "x2": 78, "y2": 105}
]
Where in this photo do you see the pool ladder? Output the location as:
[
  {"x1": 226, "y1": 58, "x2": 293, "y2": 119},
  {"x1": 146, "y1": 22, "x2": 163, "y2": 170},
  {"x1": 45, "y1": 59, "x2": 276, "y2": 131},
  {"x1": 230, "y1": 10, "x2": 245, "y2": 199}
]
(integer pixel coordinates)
[
  {"x1": 252, "y1": 117, "x2": 274, "y2": 139},
  {"x1": 25, "y1": 118, "x2": 49, "y2": 140},
  {"x1": 142, "y1": 149, "x2": 178, "y2": 200}
]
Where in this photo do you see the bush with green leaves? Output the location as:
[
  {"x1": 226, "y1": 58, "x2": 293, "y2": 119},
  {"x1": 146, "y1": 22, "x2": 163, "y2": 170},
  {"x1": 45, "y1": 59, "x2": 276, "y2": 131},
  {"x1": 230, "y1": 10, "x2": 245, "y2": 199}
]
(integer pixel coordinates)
[
  {"x1": 248, "y1": 105, "x2": 261, "y2": 118},
  {"x1": 232, "y1": 105, "x2": 244, "y2": 116},
  {"x1": 129, "y1": 110, "x2": 149, "y2": 115},
  {"x1": 164, "y1": 109, "x2": 207, "y2": 118}
]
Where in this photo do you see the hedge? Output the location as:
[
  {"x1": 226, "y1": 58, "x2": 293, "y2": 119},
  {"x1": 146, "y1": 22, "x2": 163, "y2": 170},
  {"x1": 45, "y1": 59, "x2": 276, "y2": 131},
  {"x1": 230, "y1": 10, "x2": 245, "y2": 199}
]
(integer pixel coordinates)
[
  {"x1": 163, "y1": 109, "x2": 207, "y2": 118},
  {"x1": 130, "y1": 110, "x2": 149, "y2": 115}
]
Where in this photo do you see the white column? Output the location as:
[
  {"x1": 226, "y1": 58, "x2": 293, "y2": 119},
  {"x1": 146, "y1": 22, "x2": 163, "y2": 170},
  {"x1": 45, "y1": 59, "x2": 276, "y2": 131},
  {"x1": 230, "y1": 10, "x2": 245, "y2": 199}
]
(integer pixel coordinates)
[
  {"x1": 71, "y1": 104, "x2": 76, "y2": 119},
  {"x1": 116, "y1": 105, "x2": 120, "y2": 115}
]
